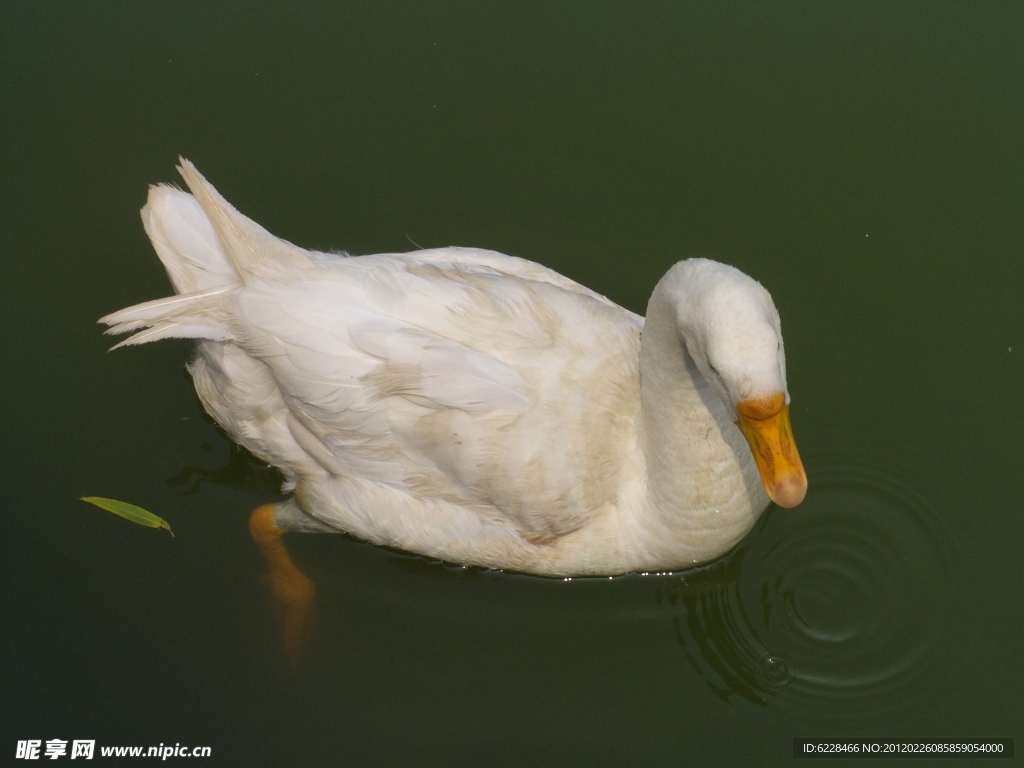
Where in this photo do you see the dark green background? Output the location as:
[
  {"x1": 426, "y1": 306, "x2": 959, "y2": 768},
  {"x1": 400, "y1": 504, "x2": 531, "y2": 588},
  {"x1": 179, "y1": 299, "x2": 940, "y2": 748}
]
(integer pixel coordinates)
[{"x1": 2, "y1": 3, "x2": 1021, "y2": 766}]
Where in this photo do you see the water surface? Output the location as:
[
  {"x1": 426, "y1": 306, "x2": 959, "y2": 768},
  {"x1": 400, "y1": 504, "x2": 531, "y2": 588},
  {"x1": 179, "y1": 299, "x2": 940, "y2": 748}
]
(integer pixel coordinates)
[{"x1": 2, "y1": 3, "x2": 1021, "y2": 765}]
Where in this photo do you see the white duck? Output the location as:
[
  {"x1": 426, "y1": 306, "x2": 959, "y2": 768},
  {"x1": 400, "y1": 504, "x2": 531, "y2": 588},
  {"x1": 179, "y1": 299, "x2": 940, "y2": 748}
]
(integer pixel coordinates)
[{"x1": 102, "y1": 161, "x2": 805, "y2": 638}]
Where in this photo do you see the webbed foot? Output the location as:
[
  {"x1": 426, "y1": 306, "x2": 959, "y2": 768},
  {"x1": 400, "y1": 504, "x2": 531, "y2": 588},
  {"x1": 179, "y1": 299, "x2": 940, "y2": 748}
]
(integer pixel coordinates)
[{"x1": 248, "y1": 504, "x2": 315, "y2": 667}]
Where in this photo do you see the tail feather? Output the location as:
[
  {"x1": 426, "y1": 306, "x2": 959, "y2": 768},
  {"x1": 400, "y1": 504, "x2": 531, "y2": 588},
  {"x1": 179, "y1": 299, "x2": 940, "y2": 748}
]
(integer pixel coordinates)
[
  {"x1": 100, "y1": 286, "x2": 235, "y2": 348},
  {"x1": 142, "y1": 184, "x2": 239, "y2": 294},
  {"x1": 102, "y1": 160, "x2": 313, "y2": 348},
  {"x1": 107, "y1": 321, "x2": 232, "y2": 350},
  {"x1": 99, "y1": 285, "x2": 233, "y2": 334},
  {"x1": 175, "y1": 158, "x2": 311, "y2": 283}
]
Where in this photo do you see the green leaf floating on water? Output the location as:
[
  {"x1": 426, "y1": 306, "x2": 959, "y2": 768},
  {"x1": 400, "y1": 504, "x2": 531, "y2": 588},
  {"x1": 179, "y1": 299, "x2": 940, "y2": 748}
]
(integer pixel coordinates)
[{"x1": 80, "y1": 497, "x2": 174, "y2": 536}]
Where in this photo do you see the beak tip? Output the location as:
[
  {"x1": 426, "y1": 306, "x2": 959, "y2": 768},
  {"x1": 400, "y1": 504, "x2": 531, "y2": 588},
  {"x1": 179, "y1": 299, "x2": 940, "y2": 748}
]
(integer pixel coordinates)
[{"x1": 768, "y1": 477, "x2": 808, "y2": 508}]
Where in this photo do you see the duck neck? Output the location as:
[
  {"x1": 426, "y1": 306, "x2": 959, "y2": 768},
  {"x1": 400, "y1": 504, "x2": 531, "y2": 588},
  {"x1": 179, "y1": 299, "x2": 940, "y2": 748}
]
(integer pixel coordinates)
[{"x1": 631, "y1": 273, "x2": 767, "y2": 567}]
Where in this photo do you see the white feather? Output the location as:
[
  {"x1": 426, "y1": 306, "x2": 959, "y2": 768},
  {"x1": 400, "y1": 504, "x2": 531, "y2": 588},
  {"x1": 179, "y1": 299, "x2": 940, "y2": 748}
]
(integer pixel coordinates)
[
  {"x1": 108, "y1": 322, "x2": 232, "y2": 349},
  {"x1": 100, "y1": 285, "x2": 233, "y2": 334},
  {"x1": 142, "y1": 185, "x2": 239, "y2": 293}
]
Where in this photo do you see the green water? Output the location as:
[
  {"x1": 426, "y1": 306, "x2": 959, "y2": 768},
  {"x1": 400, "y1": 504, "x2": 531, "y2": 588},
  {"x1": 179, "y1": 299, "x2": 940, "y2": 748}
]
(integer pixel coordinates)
[{"x1": 2, "y1": 3, "x2": 1021, "y2": 765}]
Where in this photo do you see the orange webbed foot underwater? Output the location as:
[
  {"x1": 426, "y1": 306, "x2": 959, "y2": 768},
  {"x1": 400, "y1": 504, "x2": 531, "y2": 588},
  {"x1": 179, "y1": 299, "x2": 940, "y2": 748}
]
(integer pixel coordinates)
[{"x1": 248, "y1": 504, "x2": 315, "y2": 668}]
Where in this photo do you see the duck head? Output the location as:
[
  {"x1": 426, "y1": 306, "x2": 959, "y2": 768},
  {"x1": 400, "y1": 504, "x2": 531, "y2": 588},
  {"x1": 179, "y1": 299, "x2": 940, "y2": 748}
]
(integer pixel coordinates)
[{"x1": 672, "y1": 259, "x2": 808, "y2": 508}]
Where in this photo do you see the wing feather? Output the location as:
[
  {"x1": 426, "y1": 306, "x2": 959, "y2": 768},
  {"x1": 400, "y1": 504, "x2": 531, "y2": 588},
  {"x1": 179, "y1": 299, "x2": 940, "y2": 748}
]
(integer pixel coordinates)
[{"x1": 212, "y1": 249, "x2": 639, "y2": 537}]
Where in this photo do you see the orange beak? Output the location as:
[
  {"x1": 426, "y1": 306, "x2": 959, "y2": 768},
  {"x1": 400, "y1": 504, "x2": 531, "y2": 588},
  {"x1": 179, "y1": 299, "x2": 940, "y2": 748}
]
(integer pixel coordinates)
[{"x1": 735, "y1": 393, "x2": 807, "y2": 508}]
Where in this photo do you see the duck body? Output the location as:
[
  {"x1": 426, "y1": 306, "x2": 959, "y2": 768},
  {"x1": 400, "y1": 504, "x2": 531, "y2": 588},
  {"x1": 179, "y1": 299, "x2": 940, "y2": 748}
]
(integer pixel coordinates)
[{"x1": 103, "y1": 161, "x2": 805, "y2": 576}]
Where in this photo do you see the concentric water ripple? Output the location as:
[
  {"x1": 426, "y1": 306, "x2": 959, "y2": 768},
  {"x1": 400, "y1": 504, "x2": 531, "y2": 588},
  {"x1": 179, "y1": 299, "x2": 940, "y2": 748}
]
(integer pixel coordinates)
[{"x1": 660, "y1": 457, "x2": 958, "y2": 716}]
